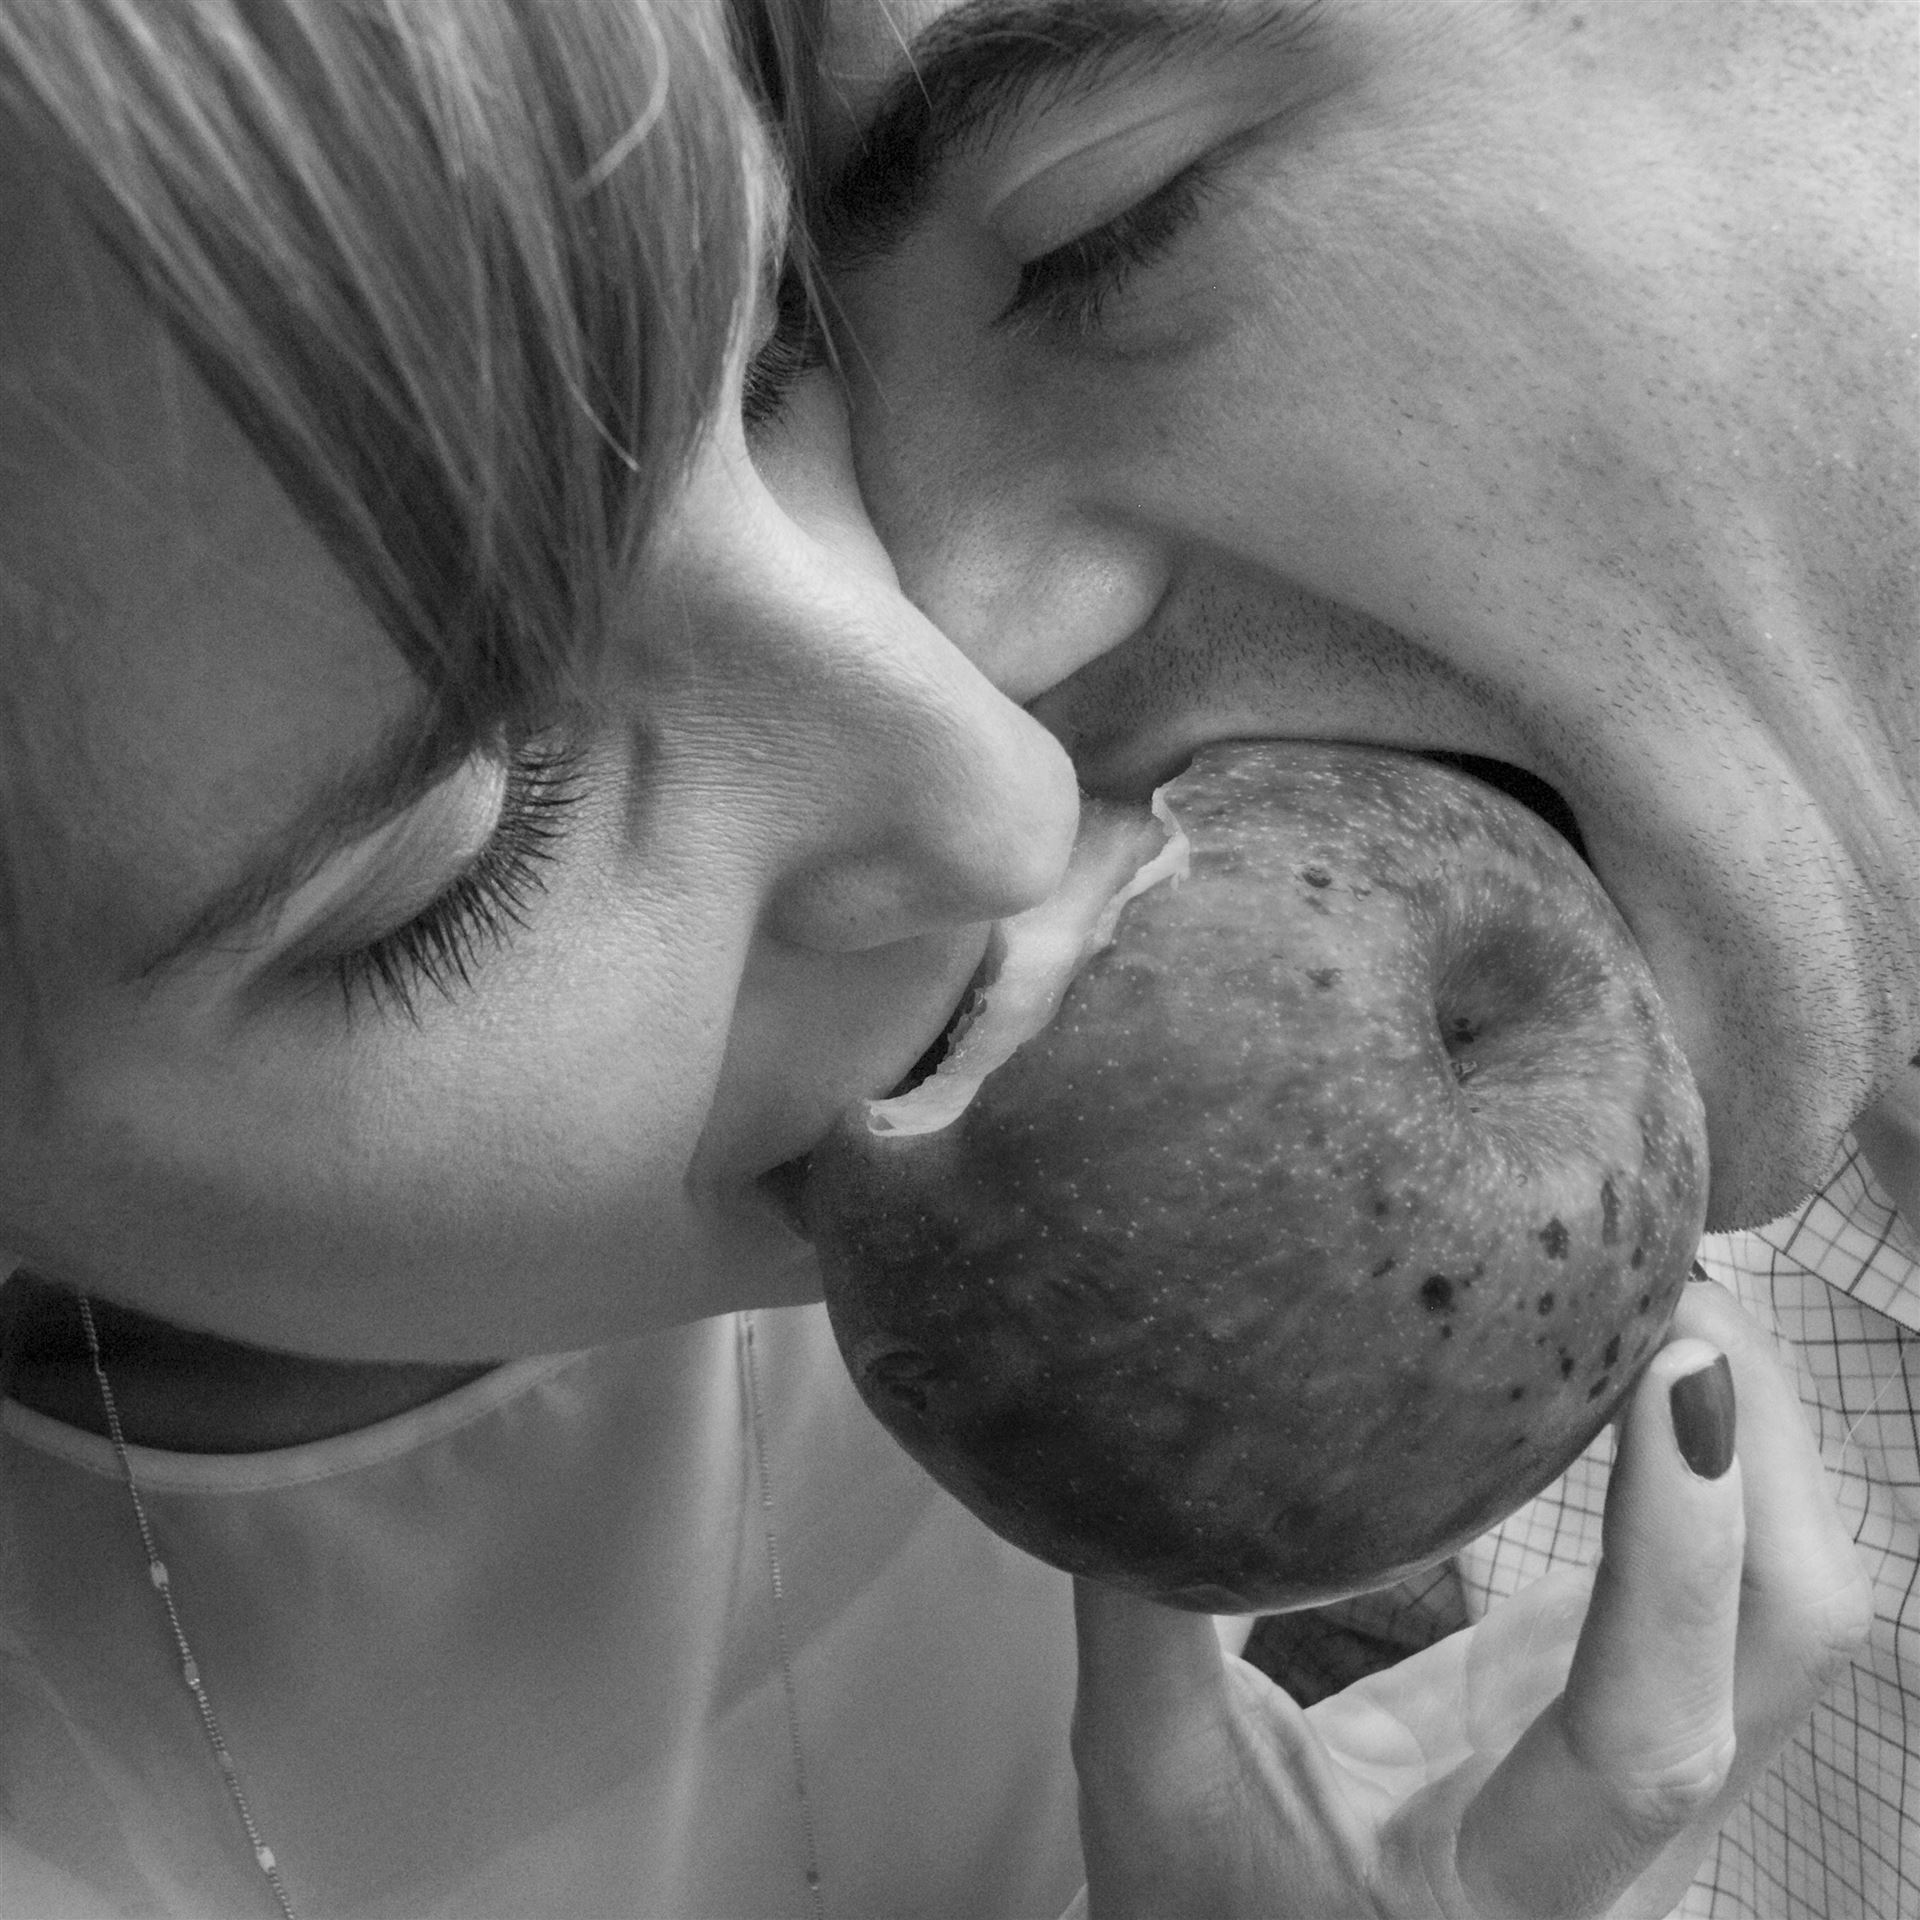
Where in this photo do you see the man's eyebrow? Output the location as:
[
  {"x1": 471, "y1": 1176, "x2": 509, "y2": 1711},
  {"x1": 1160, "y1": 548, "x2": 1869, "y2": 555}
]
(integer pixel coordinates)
[
  {"x1": 133, "y1": 694, "x2": 476, "y2": 981},
  {"x1": 814, "y1": 0, "x2": 1328, "y2": 262}
]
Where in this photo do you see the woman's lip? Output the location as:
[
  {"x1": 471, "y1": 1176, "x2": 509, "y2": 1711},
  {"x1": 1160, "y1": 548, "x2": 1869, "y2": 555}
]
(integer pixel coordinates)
[
  {"x1": 747, "y1": 942, "x2": 1000, "y2": 1243},
  {"x1": 753, "y1": 958, "x2": 992, "y2": 1242}
]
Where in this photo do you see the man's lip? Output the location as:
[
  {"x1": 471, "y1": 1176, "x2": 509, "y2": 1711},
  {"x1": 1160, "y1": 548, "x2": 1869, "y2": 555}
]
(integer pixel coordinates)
[
  {"x1": 1079, "y1": 733, "x2": 1592, "y2": 866},
  {"x1": 1416, "y1": 751, "x2": 1591, "y2": 864}
]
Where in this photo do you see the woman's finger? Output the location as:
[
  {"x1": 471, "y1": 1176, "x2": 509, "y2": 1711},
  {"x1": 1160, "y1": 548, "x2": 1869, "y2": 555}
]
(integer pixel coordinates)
[
  {"x1": 1604, "y1": 1280, "x2": 1875, "y2": 1916},
  {"x1": 1669, "y1": 1278, "x2": 1873, "y2": 1734},
  {"x1": 1449, "y1": 1335, "x2": 1747, "y2": 1920},
  {"x1": 1071, "y1": 1578, "x2": 1372, "y2": 1918}
]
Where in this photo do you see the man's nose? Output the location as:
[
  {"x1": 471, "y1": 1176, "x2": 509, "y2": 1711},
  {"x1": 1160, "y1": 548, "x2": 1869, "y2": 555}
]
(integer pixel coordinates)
[{"x1": 655, "y1": 384, "x2": 1082, "y2": 956}]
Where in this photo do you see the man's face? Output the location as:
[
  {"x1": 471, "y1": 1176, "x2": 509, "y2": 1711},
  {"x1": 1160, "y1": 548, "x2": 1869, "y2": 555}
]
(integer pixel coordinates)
[{"x1": 814, "y1": 0, "x2": 1920, "y2": 1229}]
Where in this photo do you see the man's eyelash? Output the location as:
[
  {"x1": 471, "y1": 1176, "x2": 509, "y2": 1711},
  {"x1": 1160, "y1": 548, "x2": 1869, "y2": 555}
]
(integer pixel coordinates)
[
  {"x1": 332, "y1": 741, "x2": 584, "y2": 1021},
  {"x1": 995, "y1": 155, "x2": 1223, "y2": 338}
]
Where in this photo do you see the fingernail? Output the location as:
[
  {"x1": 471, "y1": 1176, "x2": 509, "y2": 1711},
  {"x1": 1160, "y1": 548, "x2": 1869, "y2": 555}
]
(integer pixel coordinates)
[{"x1": 1670, "y1": 1352, "x2": 1736, "y2": 1479}]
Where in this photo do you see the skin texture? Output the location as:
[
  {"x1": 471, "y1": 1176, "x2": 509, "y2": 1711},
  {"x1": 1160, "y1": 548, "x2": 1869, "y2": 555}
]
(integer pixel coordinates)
[{"x1": 813, "y1": 0, "x2": 1920, "y2": 1233}]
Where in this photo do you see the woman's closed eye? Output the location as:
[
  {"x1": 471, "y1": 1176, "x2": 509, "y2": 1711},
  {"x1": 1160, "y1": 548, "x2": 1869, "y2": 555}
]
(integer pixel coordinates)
[
  {"x1": 330, "y1": 738, "x2": 585, "y2": 1020},
  {"x1": 743, "y1": 269, "x2": 828, "y2": 429}
]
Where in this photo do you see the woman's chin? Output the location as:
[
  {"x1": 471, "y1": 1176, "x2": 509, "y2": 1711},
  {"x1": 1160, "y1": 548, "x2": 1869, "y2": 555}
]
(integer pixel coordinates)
[{"x1": 688, "y1": 1188, "x2": 826, "y2": 1318}]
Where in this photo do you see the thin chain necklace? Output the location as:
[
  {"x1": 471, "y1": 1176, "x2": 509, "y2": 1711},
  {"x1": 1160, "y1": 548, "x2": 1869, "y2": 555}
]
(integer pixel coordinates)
[
  {"x1": 81, "y1": 1297, "x2": 825, "y2": 1920},
  {"x1": 78, "y1": 1296, "x2": 300, "y2": 1920},
  {"x1": 741, "y1": 1310, "x2": 828, "y2": 1919}
]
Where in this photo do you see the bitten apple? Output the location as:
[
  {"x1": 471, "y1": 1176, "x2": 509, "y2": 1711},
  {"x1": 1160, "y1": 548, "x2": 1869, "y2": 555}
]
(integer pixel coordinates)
[{"x1": 801, "y1": 741, "x2": 1708, "y2": 1612}]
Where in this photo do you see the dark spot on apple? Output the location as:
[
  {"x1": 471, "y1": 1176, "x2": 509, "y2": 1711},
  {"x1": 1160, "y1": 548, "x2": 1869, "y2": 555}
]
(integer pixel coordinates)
[
  {"x1": 1601, "y1": 1177, "x2": 1622, "y2": 1244},
  {"x1": 1270, "y1": 1495, "x2": 1326, "y2": 1541},
  {"x1": 1308, "y1": 967, "x2": 1343, "y2": 989},
  {"x1": 1419, "y1": 1274, "x2": 1456, "y2": 1313},
  {"x1": 1559, "y1": 1351, "x2": 1576, "y2": 1379},
  {"x1": 1603, "y1": 1334, "x2": 1622, "y2": 1367},
  {"x1": 1587, "y1": 1374, "x2": 1612, "y2": 1401},
  {"x1": 865, "y1": 1347, "x2": 942, "y2": 1416},
  {"x1": 1508, "y1": 1384, "x2": 1527, "y2": 1401},
  {"x1": 1631, "y1": 1246, "x2": 1646, "y2": 1269},
  {"x1": 1538, "y1": 1217, "x2": 1570, "y2": 1259},
  {"x1": 1373, "y1": 1196, "x2": 1392, "y2": 1217},
  {"x1": 1371, "y1": 1256, "x2": 1397, "y2": 1277},
  {"x1": 1537, "y1": 1292, "x2": 1556, "y2": 1315},
  {"x1": 1440, "y1": 1325, "x2": 1454, "y2": 1339},
  {"x1": 1302, "y1": 865, "x2": 1333, "y2": 888}
]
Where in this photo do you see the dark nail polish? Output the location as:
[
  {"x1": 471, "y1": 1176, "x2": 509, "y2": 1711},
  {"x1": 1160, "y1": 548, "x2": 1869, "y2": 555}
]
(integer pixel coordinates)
[{"x1": 1670, "y1": 1353, "x2": 1736, "y2": 1479}]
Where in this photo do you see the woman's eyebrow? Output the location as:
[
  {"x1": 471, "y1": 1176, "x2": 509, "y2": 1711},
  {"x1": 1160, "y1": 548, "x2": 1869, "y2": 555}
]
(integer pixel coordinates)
[
  {"x1": 130, "y1": 695, "x2": 474, "y2": 981},
  {"x1": 814, "y1": 0, "x2": 1328, "y2": 263}
]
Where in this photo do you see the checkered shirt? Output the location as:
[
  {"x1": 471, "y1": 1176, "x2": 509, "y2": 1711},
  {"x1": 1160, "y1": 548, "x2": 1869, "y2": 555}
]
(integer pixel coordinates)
[{"x1": 1248, "y1": 1142, "x2": 1919, "y2": 1917}]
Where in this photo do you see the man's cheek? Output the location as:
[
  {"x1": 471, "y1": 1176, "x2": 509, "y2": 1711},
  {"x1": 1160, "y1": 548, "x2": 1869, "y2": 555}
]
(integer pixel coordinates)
[{"x1": 1107, "y1": 236, "x2": 1718, "y2": 650}]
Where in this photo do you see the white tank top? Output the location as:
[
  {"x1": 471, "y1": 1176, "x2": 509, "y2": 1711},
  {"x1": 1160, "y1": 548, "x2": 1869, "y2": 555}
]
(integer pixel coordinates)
[{"x1": 0, "y1": 1305, "x2": 1084, "y2": 1918}]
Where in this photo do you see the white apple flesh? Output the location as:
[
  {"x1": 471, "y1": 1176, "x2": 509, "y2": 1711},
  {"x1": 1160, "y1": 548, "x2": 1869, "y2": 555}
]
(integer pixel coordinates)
[{"x1": 801, "y1": 741, "x2": 1709, "y2": 1612}]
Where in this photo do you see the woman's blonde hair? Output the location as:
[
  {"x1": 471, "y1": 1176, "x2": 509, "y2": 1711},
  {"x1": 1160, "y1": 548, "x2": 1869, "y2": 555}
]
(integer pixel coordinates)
[
  {"x1": 0, "y1": 0, "x2": 780, "y2": 1088},
  {"x1": 0, "y1": 0, "x2": 765, "y2": 731}
]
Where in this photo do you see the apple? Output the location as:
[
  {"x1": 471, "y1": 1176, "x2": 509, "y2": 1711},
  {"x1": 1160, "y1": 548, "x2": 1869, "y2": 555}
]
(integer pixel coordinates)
[{"x1": 800, "y1": 741, "x2": 1708, "y2": 1613}]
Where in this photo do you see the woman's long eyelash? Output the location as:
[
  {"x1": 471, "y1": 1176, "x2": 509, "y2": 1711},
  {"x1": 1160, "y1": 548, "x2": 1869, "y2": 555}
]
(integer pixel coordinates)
[
  {"x1": 996, "y1": 157, "x2": 1222, "y2": 339},
  {"x1": 743, "y1": 270, "x2": 826, "y2": 428},
  {"x1": 333, "y1": 742, "x2": 584, "y2": 1021}
]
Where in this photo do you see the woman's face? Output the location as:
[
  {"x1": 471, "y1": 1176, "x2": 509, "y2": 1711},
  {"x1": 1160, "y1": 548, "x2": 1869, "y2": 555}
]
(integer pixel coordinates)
[{"x1": 0, "y1": 152, "x2": 1079, "y2": 1359}]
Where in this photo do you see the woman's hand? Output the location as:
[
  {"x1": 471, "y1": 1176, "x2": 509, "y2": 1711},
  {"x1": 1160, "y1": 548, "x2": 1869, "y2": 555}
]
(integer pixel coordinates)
[{"x1": 1070, "y1": 1281, "x2": 1872, "y2": 1919}]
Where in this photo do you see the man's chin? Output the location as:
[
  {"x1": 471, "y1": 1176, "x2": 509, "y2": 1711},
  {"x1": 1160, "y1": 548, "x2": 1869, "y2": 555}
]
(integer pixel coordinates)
[{"x1": 1693, "y1": 1038, "x2": 1886, "y2": 1235}]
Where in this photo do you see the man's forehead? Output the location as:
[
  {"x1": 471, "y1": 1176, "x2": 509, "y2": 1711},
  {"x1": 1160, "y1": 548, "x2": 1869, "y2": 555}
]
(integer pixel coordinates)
[{"x1": 814, "y1": 0, "x2": 1288, "y2": 162}]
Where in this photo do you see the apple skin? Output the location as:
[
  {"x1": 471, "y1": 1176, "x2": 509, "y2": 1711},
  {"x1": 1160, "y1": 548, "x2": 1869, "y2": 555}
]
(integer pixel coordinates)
[{"x1": 802, "y1": 742, "x2": 1708, "y2": 1613}]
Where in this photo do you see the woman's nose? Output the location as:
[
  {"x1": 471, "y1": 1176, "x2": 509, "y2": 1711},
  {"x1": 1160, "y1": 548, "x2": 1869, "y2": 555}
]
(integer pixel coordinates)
[{"x1": 654, "y1": 377, "x2": 1082, "y2": 955}]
